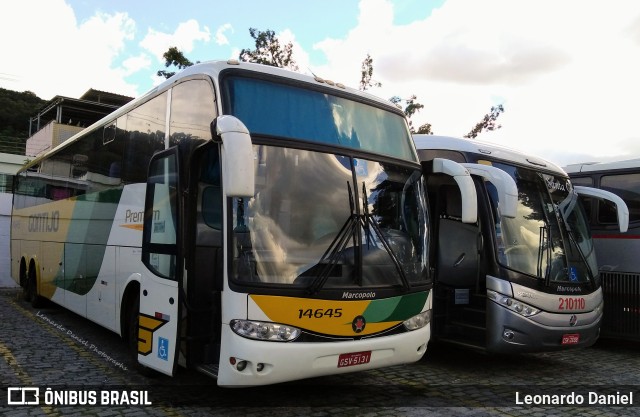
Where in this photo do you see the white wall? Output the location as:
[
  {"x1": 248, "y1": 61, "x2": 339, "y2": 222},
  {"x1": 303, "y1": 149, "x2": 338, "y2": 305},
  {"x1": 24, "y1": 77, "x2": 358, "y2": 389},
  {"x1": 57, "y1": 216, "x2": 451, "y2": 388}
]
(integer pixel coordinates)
[{"x1": 0, "y1": 193, "x2": 17, "y2": 287}]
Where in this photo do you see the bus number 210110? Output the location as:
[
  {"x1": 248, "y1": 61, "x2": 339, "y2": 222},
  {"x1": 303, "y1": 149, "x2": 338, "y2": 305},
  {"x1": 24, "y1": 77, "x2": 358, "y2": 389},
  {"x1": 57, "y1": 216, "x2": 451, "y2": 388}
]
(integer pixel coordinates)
[{"x1": 558, "y1": 297, "x2": 586, "y2": 311}]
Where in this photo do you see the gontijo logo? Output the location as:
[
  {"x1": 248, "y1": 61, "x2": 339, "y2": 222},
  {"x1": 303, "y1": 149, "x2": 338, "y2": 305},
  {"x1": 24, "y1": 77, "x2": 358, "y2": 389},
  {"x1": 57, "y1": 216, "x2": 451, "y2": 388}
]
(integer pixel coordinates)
[
  {"x1": 137, "y1": 313, "x2": 169, "y2": 355},
  {"x1": 28, "y1": 211, "x2": 60, "y2": 232}
]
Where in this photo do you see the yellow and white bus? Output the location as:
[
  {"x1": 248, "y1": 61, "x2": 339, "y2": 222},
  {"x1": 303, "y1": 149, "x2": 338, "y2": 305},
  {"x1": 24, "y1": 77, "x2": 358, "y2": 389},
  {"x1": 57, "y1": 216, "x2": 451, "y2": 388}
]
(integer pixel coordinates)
[{"x1": 11, "y1": 60, "x2": 477, "y2": 386}]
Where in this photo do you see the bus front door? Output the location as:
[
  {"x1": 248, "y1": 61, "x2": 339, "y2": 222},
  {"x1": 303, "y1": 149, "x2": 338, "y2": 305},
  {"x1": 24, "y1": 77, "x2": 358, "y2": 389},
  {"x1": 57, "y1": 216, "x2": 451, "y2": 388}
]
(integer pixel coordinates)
[{"x1": 139, "y1": 148, "x2": 182, "y2": 376}]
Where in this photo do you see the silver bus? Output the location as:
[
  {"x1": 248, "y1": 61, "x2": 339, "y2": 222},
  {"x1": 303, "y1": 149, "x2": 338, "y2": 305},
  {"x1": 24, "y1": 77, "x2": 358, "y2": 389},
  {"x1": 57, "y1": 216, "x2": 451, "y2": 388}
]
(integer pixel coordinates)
[
  {"x1": 414, "y1": 135, "x2": 628, "y2": 353},
  {"x1": 566, "y1": 159, "x2": 640, "y2": 340}
]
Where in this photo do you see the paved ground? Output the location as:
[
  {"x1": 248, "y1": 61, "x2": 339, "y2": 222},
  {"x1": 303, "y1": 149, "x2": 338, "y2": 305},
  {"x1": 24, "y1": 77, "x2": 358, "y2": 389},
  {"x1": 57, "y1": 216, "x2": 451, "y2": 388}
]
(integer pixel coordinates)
[{"x1": 1, "y1": 287, "x2": 639, "y2": 416}]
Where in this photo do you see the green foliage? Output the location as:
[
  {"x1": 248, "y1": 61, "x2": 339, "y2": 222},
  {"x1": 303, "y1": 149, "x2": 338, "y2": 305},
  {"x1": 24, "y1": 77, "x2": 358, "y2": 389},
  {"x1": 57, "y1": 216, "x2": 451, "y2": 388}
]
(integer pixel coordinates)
[
  {"x1": 464, "y1": 105, "x2": 504, "y2": 139},
  {"x1": 390, "y1": 95, "x2": 426, "y2": 134},
  {"x1": 415, "y1": 123, "x2": 433, "y2": 135},
  {"x1": 239, "y1": 28, "x2": 298, "y2": 71},
  {"x1": 0, "y1": 88, "x2": 46, "y2": 138},
  {"x1": 359, "y1": 54, "x2": 381, "y2": 91},
  {"x1": 157, "y1": 46, "x2": 195, "y2": 79}
]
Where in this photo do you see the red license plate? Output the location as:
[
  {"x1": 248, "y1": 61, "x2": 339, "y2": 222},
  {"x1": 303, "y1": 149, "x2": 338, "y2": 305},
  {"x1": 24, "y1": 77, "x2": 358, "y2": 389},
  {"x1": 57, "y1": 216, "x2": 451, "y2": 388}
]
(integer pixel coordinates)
[
  {"x1": 562, "y1": 333, "x2": 580, "y2": 345},
  {"x1": 338, "y1": 351, "x2": 371, "y2": 368}
]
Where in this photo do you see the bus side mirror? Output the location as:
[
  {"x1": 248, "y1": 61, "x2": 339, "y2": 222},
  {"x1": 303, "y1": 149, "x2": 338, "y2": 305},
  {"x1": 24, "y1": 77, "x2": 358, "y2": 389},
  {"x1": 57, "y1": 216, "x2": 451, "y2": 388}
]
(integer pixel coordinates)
[
  {"x1": 213, "y1": 115, "x2": 255, "y2": 198},
  {"x1": 574, "y1": 186, "x2": 629, "y2": 233},
  {"x1": 461, "y1": 163, "x2": 518, "y2": 219},
  {"x1": 432, "y1": 158, "x2": 478, "y2": 224}
]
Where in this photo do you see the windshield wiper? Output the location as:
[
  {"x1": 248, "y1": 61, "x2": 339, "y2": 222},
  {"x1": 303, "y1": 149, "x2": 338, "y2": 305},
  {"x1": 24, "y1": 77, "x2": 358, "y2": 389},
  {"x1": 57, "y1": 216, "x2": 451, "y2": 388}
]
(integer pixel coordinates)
[
  {"x1": 360, "y1": 183, "x2": 411, "y2": 291},
  {"x1": 307, "y1": 182, "x2": 359, "y2": 295},
  {"x1": 558, "y1": 191, "x2": 594, "y2": 285},
  {"x1": 307, "y1": 181, "x2": 411, "y2": 295},
  {"x1": 537, "y1": 225, "x2": 552, "y2": 286}
]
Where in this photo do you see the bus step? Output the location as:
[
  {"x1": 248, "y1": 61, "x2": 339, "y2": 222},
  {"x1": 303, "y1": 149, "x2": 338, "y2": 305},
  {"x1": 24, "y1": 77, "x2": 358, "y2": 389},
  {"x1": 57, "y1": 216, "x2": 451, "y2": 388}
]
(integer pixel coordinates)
[
  {"x1": 462, "y1": 307, "x2": 487, "y2": 320},
  {"x1": 434, "y1": 337, "x2": 485, "y2": 352},
  {"x1": 450, "y1": 320, "x2": 486, "y2": 332},
  {"x1": 196, "y1": 364, "x2": 219, "y2": 379}
]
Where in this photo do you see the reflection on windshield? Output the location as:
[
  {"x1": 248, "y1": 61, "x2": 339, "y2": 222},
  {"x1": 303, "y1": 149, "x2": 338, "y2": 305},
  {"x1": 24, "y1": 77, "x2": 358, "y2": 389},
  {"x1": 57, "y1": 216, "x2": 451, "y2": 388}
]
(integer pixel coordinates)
[
  {"x1": 223, "y1": 75, "x2": 417, "y2": 161},
  {"x1": 489, "y1": 164, "x2": 597, "y2": 284},
  {"x1": 231, "y1": 145, "x2": 429, "y2": 290}
]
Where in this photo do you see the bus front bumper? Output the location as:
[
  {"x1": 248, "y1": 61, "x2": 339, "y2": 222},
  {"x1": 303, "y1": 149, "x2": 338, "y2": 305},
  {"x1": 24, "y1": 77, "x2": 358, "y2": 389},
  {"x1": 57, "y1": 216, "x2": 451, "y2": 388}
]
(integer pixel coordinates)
[
  {"x1": 486, "y1": 300, "x2": 602, "y2": 354},
  {"x1": 216, "y1": 323, "x2": 430, "y2": 386}
]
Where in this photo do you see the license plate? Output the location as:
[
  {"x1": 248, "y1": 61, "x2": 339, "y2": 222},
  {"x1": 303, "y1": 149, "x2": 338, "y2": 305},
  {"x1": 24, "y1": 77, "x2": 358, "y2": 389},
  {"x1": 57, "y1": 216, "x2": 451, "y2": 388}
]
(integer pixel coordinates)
[
  {"x1": 562, "y1": 333, "x2": 580, "y2": 345},
  {"x1": 338, "y1": 351, "x2": 371, "y2": 368}
]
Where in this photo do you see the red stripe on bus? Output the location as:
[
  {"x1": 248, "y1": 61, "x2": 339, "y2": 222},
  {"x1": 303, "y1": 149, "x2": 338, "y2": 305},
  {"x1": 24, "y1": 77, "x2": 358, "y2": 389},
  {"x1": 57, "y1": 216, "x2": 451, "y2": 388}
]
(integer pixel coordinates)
[{"x1": 592, "y1": 234, "x2": 640, "y2": 240}]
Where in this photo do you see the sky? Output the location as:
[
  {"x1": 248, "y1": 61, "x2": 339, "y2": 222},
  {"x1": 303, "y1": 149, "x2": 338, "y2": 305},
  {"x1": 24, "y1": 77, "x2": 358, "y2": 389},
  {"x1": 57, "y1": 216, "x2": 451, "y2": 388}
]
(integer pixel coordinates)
[{"x1": 2, "y1": 0, "x2": 640, "y2": 167}]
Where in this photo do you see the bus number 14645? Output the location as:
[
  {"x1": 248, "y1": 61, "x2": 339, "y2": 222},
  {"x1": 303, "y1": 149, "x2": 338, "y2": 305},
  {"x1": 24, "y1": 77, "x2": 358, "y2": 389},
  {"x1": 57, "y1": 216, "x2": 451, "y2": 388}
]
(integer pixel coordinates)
[{"x1": 298, "y1": 308, "x2": 343, "y2": 319}]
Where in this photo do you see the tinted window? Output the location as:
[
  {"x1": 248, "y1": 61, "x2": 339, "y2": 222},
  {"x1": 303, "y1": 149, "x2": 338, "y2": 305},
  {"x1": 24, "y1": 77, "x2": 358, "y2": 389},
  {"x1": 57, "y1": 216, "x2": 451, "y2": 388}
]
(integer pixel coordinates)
[
  {"x1": 169, "y1": 79, "x2": 216, "y2": 145},
  {"x1": 223, "y1": 76, "x2": 416, "y2": 161},
  {"x1": 600, "y1": 173, "x2": 640, "y2": 224}
]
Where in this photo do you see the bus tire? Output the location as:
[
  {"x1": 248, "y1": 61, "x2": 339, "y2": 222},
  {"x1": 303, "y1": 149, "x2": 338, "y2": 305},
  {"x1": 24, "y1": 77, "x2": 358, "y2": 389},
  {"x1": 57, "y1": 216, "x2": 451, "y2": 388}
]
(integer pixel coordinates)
[
  {"x1": 27, "y1": 268, "x2": 44, "y2": 308},
  {"x1": 20, "y1": 260, "x2": 29, "y2": 302}
]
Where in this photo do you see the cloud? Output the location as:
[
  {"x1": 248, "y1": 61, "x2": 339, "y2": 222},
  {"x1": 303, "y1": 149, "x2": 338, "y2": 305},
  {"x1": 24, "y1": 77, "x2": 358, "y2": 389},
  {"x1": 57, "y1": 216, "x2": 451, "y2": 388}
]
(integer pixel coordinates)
[
  {"x1": 0, "y1": 0, "x2": 139, "y2": 99},
  {"x1": 122, "y1": 54, "x2": 152, "y2": 76},
  {"x1": 215, "y1": 23, "x2": 233, "y2": 46},
  {"x1": 139, "y1": 19, "x2": 211, "y2": 62},
  {"x1": 276, "y1": 29, "x2": 311, "y2": 72},
  {"x1": 310, "y1": 0, "x2": 640, "y2": 165}
]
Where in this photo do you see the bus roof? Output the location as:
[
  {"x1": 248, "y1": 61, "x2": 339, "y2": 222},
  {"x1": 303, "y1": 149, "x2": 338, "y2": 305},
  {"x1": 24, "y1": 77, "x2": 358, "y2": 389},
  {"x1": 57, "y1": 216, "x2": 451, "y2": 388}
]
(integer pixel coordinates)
[
  {"x1": 413, "y1": 134, "x2": 566, "y2": 176},
  {"x1": 564, "y1": 158, "x2": 640, "y2": 174},
  {"x1": 24, "y1": 60, "x2": 404, "y2": 172}
]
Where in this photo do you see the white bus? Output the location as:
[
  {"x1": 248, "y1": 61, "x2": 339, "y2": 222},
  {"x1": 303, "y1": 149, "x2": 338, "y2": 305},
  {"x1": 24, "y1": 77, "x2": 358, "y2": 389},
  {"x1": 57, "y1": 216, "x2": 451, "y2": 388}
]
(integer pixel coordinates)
[
  {"x1": 414, "y1": 135, "x2": 628, "y2": 353},
  {"x1": 11, "y1": 60, "x2": 478, "y2": 386},
  {"x1": 565, "y1": 159, "x2": 640, "y2": 340}
]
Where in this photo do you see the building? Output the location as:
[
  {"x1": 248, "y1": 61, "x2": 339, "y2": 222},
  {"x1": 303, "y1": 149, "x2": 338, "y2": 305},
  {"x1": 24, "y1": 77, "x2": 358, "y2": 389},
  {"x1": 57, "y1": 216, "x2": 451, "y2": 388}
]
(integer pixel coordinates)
[
  {"x1": 26, "y1": 89, "x2": 133, "y2": 157},
  {"x1": 0, "y1": 89, "x2": 133, "y2": 286}
]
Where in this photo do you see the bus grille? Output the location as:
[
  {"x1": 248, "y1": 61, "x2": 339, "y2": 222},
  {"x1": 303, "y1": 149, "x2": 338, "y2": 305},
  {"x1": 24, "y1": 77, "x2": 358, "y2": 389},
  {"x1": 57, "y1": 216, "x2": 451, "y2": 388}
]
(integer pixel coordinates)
[{"x1": 601, "y1": 271, "x2": 640, "y2": 341}]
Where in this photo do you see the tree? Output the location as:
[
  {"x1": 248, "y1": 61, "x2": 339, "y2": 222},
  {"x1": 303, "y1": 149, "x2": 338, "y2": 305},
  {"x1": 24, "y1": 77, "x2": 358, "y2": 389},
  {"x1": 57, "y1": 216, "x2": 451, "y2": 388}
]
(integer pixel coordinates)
[
  {"x1": 157, "y1": 47, "x2": 195, "y2": 79},
  {"x1": 0, "y1": 88, "x2": 45, "y2": 138},
  {"x1": 390, "y1": 95, "x2": 427, "y2": 134},
  {"x1": 360, "y1": 54, "x2": 431, "y2": 134},
  {"x1": 359, "y1": 54, "x2": 381, "y2": 91},
  {"x1": 415, "y1": 123, "x2": 433, "y2": 135},
  {"x1": 464, "y1": 104, "x2": 504, "y2": 139},
  {"x1": 239, "y1": 28, "x2": 298, "y2": 71}
]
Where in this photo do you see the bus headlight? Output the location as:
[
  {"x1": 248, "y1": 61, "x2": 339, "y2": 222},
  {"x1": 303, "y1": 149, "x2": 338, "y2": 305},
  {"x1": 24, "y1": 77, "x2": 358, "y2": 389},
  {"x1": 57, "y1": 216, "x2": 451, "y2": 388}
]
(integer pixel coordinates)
[
  {"x1": 487, "y1": 290, "x2": 540, "y2": 317},
  {"x1": 230, "y1": 320, "x2": 301, "y2": 342},
  {"x1": 403, "y1": 310, "x2": 432, "y2": 331}
]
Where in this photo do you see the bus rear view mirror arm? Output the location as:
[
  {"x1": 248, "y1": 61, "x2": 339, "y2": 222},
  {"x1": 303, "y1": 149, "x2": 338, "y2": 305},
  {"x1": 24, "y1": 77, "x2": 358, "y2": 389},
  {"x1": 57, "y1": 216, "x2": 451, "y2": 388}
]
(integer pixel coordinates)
[
  {"x1": 574, "y1": 186, "x2": 629, "y2": 233},
  {"x1": 212, "y1": 115, "x2": 255, "y2": 198},
  {"x1": 432, "y1": 158, "x2": 478, "y2": 224},
  {"x1": 461, "y1": 163, "x2": 518, "y2": 219}
]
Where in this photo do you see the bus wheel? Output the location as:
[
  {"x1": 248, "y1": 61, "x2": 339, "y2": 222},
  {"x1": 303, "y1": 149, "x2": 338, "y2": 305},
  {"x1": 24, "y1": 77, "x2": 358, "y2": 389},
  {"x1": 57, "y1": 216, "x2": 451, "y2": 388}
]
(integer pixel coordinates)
[
  {"x1": 27, "y1": 268, "x2": 43, "y2": 308},
  {"x1": 126, "y1": 296, "x2": 156, "y2": 377},
  {"x1": 20, "y1": 262, "x2": 29, "y2": 302}
]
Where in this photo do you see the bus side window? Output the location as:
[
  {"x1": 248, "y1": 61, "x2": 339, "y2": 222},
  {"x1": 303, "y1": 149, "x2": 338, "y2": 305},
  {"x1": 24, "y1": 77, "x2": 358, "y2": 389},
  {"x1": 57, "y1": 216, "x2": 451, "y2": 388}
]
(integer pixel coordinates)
[
  {"x1": 600, "y1": 173, "x2": 640, "y2": 225},
  {"x1": 122, "y1": 92, "x2": 168, "y2": 184}
]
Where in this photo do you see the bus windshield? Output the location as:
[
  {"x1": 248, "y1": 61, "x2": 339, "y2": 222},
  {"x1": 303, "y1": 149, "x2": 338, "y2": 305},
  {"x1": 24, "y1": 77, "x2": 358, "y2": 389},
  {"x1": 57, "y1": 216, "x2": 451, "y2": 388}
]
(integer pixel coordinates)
[
  {"x1": 230, "y1": 146, "x2": 428, "y2": 289},
  {"x1": 489, "y1": 163, "x2": 597, "y2": 284},
  {"x1": 222, "y1": 75, "x2": 417, "y2": 162}
]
